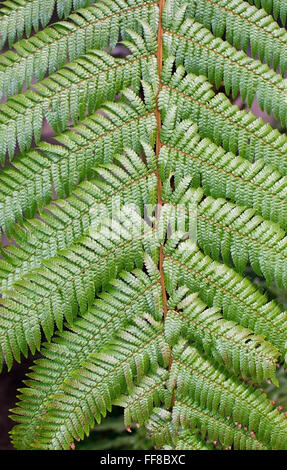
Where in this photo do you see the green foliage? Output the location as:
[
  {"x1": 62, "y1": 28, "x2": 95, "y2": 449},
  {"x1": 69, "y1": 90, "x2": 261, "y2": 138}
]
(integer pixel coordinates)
[
  {"x1": 165, "y1": 290, "x2": 280, "y2": 384},
  {"x1": 0, "y1": 0, "x2": 287, "y2": 451},
  {"x1": 0, "y1": 1, "x2": 94, "y2": 47},
  {"x1": 0, "y1": 145, "x2": 157, "y2": 289},
  {"x1": 0, "y1": 36, "x2": 156, "y2": 160},
  {"x1": 163, "y1": 12, "x2": 287, "y2": 126},
  {"x1": 0, "y1": 95, "x2": 156, "y2": 235},
  {"x1": 160, "y1": 62, "x2": 287, "y2": 175},
  {"x1": 0, "y1": 0, "x2": 158, "y2": 98},
  {"x1": 265, "y1": 366, "x2": 287, "y2": 408},
  {"x1": 76, "y1": 415, "x2": 152, "y2": 450},
  {"x1": 186, "y1": 0, "x2": 287, "y2": 75},
  {"x1": 248, "y1": 0, "x2": 287, "y2": 24},
  {"x1": 10, "y1": 262, "x2": 162, "y2": 449}
]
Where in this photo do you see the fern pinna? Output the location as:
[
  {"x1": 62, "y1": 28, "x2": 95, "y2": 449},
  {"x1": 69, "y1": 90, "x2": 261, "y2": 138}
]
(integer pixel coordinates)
[{"x1": 0, "y1": 0, "x2": 287, "y2": 451}]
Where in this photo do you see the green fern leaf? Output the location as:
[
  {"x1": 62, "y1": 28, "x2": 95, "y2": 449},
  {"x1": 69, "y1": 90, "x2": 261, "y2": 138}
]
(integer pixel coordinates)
[
  {"x1": 248, "y1": 0, "x2": 287, "y2": 25},
  {"x1": 163, "y1": 13, "x2": 287, "y2": 126},
  {"x1": 0, "y1": 0, "x2": 287, "y2": 451},
  {"x1": 160, "y1": 62, "x2": 287, "y2": 175},
  {"x1": 185, "y1": 0, "x2": 287, "y2": 76},
  {"x1": 0, "y1": 0, "x2": 158, "y2": 98},
  {"x1": 0, "y1": 0, "x2": 94, "y2": 48},
  {"x1": 0, "y1": 33, "x2": 157, "y2": 160},
  {"x1": 0, "y1": 94, "x2": 156, "y2": 234},
  {"x1": 0, "y1": 145, "x2": 157, "y2": 290}
]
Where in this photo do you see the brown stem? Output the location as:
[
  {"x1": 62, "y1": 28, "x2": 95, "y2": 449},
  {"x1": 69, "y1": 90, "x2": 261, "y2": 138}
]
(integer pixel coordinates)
[
  {"x1": 155, "y1": 0, "x2": 168, "y2": 321},
  {"x1": 156, "y1": 3, "x2": 174, "y2": 407}
]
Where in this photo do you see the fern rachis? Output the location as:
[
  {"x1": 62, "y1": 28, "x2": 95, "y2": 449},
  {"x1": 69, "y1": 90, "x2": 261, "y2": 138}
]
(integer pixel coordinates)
[{"x1": 0, "y1": 0, "x2": 287, "y2": 450}]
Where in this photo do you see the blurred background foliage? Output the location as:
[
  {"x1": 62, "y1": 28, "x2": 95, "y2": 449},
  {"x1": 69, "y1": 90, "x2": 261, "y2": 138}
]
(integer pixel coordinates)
[{"x1": 76, "y1": 411, "x2": 152, "y2": 450}]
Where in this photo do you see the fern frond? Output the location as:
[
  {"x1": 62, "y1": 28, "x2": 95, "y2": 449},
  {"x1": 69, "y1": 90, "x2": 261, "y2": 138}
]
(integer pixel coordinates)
[
  {"x1": 164, "y1": 240, "x2": 287, "y2": 358},
  {"x1": 160, "y1": 185, "x2": 287, "y2": 288},
  {"x1": 169, "y1": 342, "x2": 287, "y2": 449},
  {"x1": 146, "y1": 337, "x2": 287, "y2": 450},
  {"x1": 158, "y1": 117, "x2": 287, "y2": 230},
  {"x1": 248, "y1": 0, "x2": 287, "y2": 25},
  {"x1": 30, "y1": 316, "x2": 168, "y2": 450},
  {"x1": 165, "y1": 429, "x2": 212, "y2": 450},
  {"x1": 165, "y1": 289, "x2": 279, "y2": 384},
  {"x1": 115, "y1": 368, "x2": 171, "y2": 428},
  {"x1": 2, "y1": 0, "x2": 287, "y2": 451},
  {"x1": 10, "y1": 262, "x2": 161, "y2": 449},
  {"x1": 0, "y1": 145, "x2": 157, "y2": 290},
  {"x1": 0, "y1": 40, "x2": 157, "y2": 160},
  {"x1": 163, "y1": 15, "x2": 287, "y2": 126},
  {"x1": 0, "y1": 0, "x2": 159, "y2": 99},
  {"x1": 146, "y1": 408, "x2": 212, "y2": 450},
  {"x1": 0, "y1": 208, "x2": 157, "y2": 369},
  {"x1": 185, "y1": 0, "x2": 287, "y2": 76},
  {"x1": 9, "y1": 237, "x2": 287, "y2": 449},
  {"x1": 0, "y1": 0, "x2": 94, "y2": 48},
  {"x1": 173, "y1": 399, "x2": 268, "y2": 450},
  {"x1": 160, "y1": 64, "x2": 287, "y2": 175},
  {"x1": 0, "y1": 94, "x2": 156, "y2": 235},
  {"x1": 146, "y1": 409, "x2": 176, "y2": 447}
]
